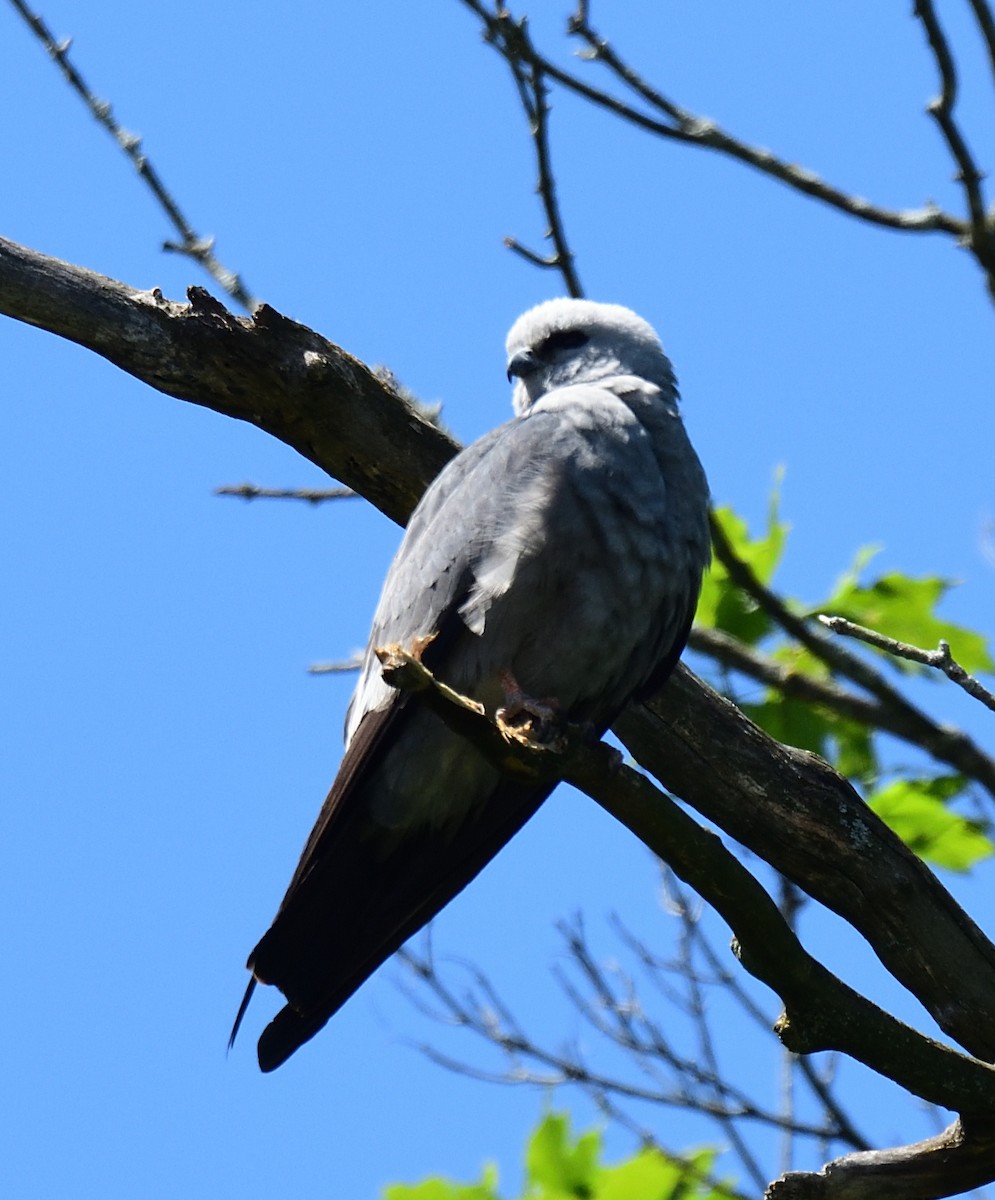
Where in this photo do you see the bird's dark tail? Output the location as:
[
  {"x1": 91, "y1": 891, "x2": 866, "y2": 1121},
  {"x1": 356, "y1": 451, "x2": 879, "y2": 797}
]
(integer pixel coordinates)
[{"x1": 257, "y1": 1003, "x2": 332, "y2": 1073}]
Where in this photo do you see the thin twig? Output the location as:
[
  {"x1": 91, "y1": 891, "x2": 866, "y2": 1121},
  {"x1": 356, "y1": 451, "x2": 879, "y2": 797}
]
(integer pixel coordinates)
[
  {"x1": 402, "y1": 944, "x2": 850, "y2": 1142},
  {"x1": 214, "y1": 483, "x2": 357, "y2": 503},
  {"x1": 675, "y1": 910, "x2": 769, "y2": 1189},
  {"x1": 461, "y1": 0, "x2": 967, "y2": 239},
  {"x1": 622, "y1": 892, "x2": 872, "y2": 1153},
  {"x1": 914, "y1": 0, "x2": 990, "y2": 245},
  {"x1": 819, "y1": 615, "x2": 995, "y2": 715},
  {"x1": 7, "y1": 0, "x2": 258, "y2": 311},
  {"x1": 308, "y1": 654, "x2": 363, "y2": 675},
  {"x1": 967, "y1": 0, "x2": 995, "y2": 88},
  {"x1": 499, "y1": 30, "x2": 583, "y2": 295},
  {"x1": 558, "y1": 921, "x2": 793, "y2": 1134}
]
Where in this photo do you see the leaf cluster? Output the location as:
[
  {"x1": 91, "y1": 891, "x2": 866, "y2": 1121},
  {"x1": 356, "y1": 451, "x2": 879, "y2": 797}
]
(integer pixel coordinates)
[
  {"x1": 698, "y1": 492, "x2": 994, "y2": 873},
  {"x1": 384, "y1": 1113, "x2": 729, "y2": 1200}
]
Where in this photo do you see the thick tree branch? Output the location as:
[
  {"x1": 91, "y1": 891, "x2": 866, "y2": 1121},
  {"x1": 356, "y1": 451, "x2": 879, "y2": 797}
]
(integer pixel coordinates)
[
  {"x1": 616, "y1": 670, "x2": 995, "y2": 1063},
  {"x1": 768, "y1": 1115, "x2": 995, "y2": 1200},
  {"x1": 8, "y1": 234, "x2": 995, "y2": 1193},
  {"x1": 6, "y1": 233, "x2": 995, "y2": 1066},
  {"x1": 0, "y1": 236, "x2": 455, "y2": 527},
  {"x1": 376, "y1": 646, "x2": 995, "y2": 1117}
]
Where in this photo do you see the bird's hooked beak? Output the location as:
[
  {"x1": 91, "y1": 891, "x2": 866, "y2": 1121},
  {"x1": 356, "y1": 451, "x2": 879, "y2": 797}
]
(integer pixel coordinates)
[{"x1": 506, "y1": 347, "x2": 540, "y2": 381}]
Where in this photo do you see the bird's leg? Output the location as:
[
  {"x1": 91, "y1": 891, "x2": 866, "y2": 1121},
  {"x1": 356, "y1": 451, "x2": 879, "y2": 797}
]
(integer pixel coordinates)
[{"x1": 496, "y1": 669, "x2": 565, "y2": 748}]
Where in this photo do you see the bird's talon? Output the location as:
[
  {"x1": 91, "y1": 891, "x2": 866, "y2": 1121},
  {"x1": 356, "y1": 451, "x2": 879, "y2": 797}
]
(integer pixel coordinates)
[{"x1": 496, "y1": 669, "x2": 565, "y2": 748}]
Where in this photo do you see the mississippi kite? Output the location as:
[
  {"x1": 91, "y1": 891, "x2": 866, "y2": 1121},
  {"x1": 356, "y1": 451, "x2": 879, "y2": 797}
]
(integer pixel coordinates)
[{"x1": 234, "y1": 298, "x2": 711, "y2": 1071}]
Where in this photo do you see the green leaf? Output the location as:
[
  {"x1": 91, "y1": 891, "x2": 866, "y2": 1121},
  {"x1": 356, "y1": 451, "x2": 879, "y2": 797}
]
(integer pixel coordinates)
[
  {"x1": 525, "y1": 1113, "x2": 601, "y2": 1197},
  {"x1": 742, "y1": 688, "x2": 877, "y2": 783},
  {"x1": 596, "y1": 1151, "x2": 681, "y2": 1200},
  {"x1": 869, "y1": 777, "x2": 993, "y2": 871},
  {"x1": 384, "y1": 1163, "x2": 499, "y2": 1200},
  {"x1": 827, "y1": 716, "x2": 877, "y2": 782},
  {"x1": 598, "y1": 1146, "x2": 721, "y2": 1200},
  {"x1": 827, "y1": 543, "x2": 883, "y2": 600},
  {"x1": 742, "y1": 693, "x2": 829, "y2": 758},
  {"x1": 387, "y1": 1117, "x2": 729, "y2": 1200},
  {"x1": 824, "y1": 571, "x2": 993, "y2": 676},
  {"x1": 695, "y1": 496, "x2": 790, "y2": 646}
]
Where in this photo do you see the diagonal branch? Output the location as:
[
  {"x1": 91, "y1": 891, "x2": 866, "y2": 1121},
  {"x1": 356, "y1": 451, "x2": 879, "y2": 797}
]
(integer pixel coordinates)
[
  {"x1": 0, "y1": 235, "x2": 456, "y2": 526},
  {"x1": 6, "y1": 232, "x2": 995, "y2": 1066},
  {"x1": 8, "y1": 231, "x2": 995, "y2": 1193},
  {"x1": 376, "y1": 644, "x2": 995, "y2": 1117},
  {"x1": 914, "y1": 1, "x2": 990, "y2": 246},
  {"x1": 501, "y1": 44, "x2": 584, "y2": 296},
  {"x1": 690, "y1": 624, "x2": 995, "y2": 783},
  {"x1": 616, "y1": 668, "x2": 995, "y2": 1063},
  {"x1": 7, "y1": 0, "x2": 258, "y2": 311},
  {"x1": 819, "y1": 615, "x2": 995, "y2": 715},
  {"x1": 967, "y1": 0, "x2": 995, "y2": 89}
]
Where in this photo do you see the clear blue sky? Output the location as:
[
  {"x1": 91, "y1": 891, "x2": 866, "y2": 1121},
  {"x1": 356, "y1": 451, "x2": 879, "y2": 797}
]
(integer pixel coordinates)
[{"x1": 2, "y1": 4, "x2": 993, "y2": 1198}]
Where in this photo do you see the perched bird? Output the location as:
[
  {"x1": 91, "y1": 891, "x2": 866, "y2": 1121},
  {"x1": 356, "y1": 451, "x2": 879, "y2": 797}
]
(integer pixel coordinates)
[{"x1": 234, "y1": 298, "x2": 710, "y2": 1071}]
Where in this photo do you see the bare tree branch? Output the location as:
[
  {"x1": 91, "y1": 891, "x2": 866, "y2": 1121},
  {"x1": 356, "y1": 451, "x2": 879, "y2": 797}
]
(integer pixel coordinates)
[
  {"x1": 0, "y1": 235, "x2": 456, "y2": 526},
  {"x1": 819, "y1": 615, "x2": 995, "y2": 715},
  {"x1": 914, "y1": 1, "x2": 992, "y2": 267},
  {"x1": 628, "y1": 887, "x2": 871, "y2": 1155},
  {"x1": 402, "y1": 928, "x2": 871, "y2": 1165},
  {"x1": 616, "y1": 669, "x2": 995, "y2": 1064},
  {"x1": 461, "y1": 0, "x2": 969, "y2": 242},
  {"x1": 500, "y1": 42, "x2": 583, "y2": 297},
  {"x1": 768, "y1": 1115, "x2": 995, "y2": 1200},
  {"x1": 214, "y1": 484, "x2": 357, "y2": 503},
  {"x1": 967, "y1": 0, "x2": 995, "y2": 88},
  {"x1": 375, "y1": 644, "x2": 995, "y2": 1119},
  {"x1": 572, "y1": 910, "x2": 772, "y2": 1190},
  {"x1": 7, "y1": 228, "x2": 995, "y2": 1194},
  {"x1": 308, "y1": 654, "x2": 363, "y2": 676},
  {"x1": 6, "y1": 232, "x2": 995, "y2": 1065},
  {"x1": 6, "y1": 0, "x2": 258, "y2": 311}
]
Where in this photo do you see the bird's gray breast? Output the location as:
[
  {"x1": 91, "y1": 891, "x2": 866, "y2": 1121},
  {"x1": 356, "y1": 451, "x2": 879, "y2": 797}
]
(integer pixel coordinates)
[{"x1": 455, "y1": 379, "x2": 695, "y2": 721}]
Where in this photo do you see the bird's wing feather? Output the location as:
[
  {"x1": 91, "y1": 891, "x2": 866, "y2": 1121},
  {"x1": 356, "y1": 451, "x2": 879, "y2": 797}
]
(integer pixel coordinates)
[
  {"x1": 245, "y1": 412, "x2": 579, "y2": 1067},
  {"x1": 252, "y1": 770, "x2": 553, "y2": 1071}
]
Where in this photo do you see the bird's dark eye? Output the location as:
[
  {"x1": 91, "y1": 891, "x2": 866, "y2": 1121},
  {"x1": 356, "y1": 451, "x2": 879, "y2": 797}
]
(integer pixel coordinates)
[{"x1": 537, "y1": 328, "x2": 589, "y2": 357}]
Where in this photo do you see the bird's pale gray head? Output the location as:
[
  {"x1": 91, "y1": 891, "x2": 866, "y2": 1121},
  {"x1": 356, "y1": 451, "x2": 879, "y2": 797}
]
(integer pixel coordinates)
[{"x1": 505, "y1": 298, "x2": 676, "y2": 415}]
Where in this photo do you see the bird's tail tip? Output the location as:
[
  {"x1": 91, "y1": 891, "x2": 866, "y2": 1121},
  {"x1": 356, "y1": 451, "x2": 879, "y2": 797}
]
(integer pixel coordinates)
[
  {"x1": 227, "y1": 977, "x2": 257, "y2": 1053},
  {"x1": 257, "y1": 1003, "x2": 330, "y2": 1073}
]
